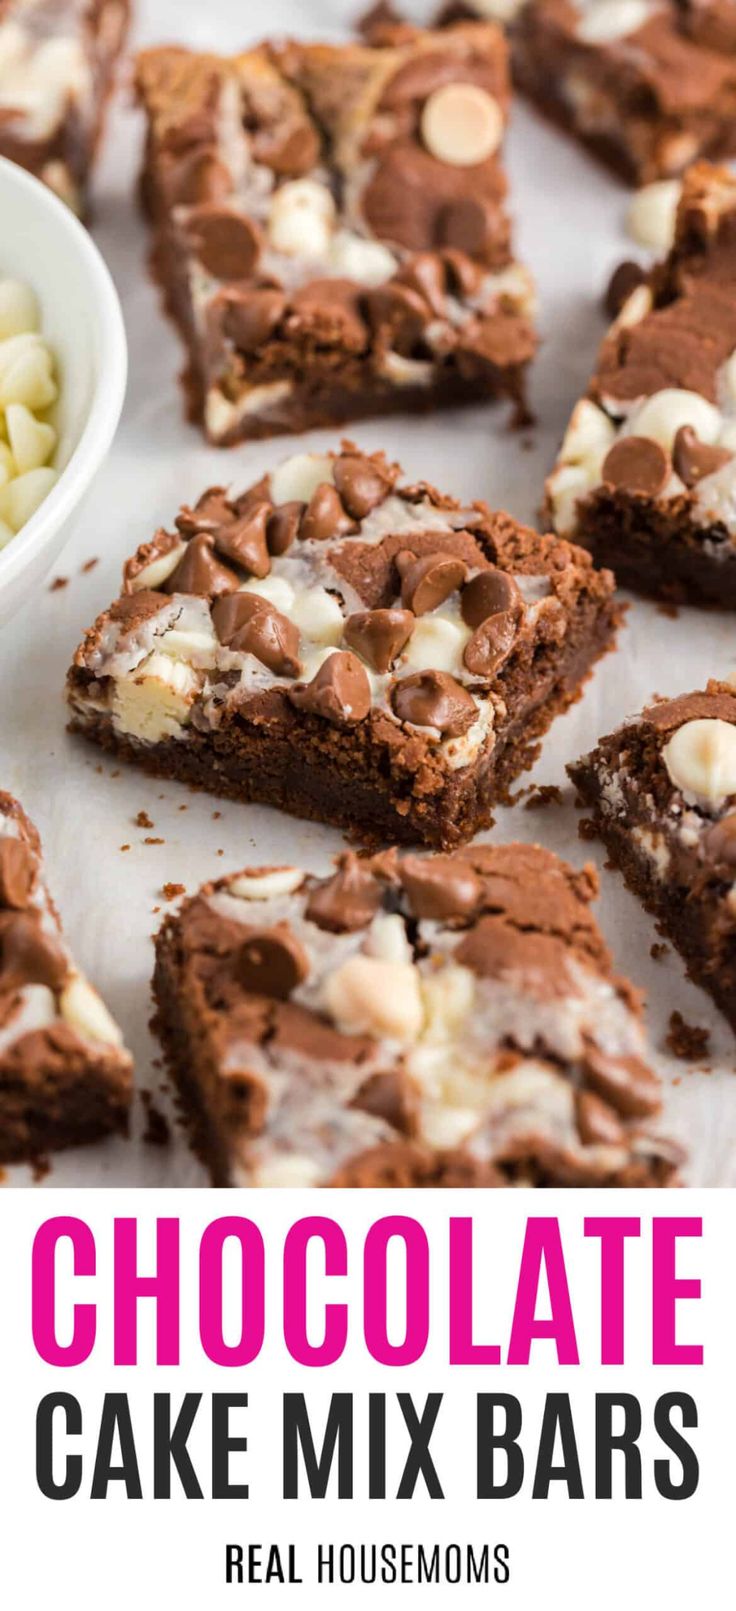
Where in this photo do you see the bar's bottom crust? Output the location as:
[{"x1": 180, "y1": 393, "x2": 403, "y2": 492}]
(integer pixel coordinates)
[
  {"x1": 0, "y1": 1049, "x2": 130, "y2": 1166},
  {"x1": 570, "y1": 758, "x2": 736, "y2": 1033},
  {"x1": 67, "y1": 594, "x2": 618, "y2": 849}
]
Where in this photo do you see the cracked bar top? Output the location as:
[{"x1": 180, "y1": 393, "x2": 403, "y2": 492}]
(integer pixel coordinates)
[
  {"x1": 0, "y1": 0, "x2": 130, "y2": 212},
  {"x1": 135, "y1": 22, "x2": 535, "y2": 443},
  {"x1": 546, "y1": 163, "x2": 736, "y2": 563},
  {"x1": 153, "y1": 842, "x2": 681, "y2": 1187},
  {"x1": 66, "y1": 443, "x2": 609, "y2": 785},
  {"x1": 0, "y1": 790, "x2": 132, "y2": 1161}
]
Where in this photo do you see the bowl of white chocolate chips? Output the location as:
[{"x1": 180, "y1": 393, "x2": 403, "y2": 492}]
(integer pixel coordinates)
[{"x1": 0, "y1": 156, "x2": 126, "y2": 624}]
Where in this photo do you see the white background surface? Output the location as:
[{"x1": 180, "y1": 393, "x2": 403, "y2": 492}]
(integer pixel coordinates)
[{"x1": 2, "y1": 0, "x2": 736, "y2": 1186}]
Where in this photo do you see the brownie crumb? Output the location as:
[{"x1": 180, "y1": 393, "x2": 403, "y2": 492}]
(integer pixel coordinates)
[
  {"x1": 655, "y1": 600, "x2": 680, "y2": 620},
  {"x1": 49, "y1": 575, "x2": 68, "y2": 592},
  {"x1": 212, "y1": 810, "x2": 222, "y2": 820},
  {"x1": 665, "y1": 1011, "x2": 711, "y2": 1062},
  {"x1": 145, "y1": 836, "x2": 165, "y2": 845},
  {"x1": 135, "y1": 810, "x2": 154, "y2": 829},
  {"x1": 81, "y1": 557, "x2": 99, "y2": 574},
  {"x1": 178, "y1": 804, "x2": 188, "y2": 811},
  {"x1": 577, "y1": 817, "x2": 598, "y2": 841},
  {"x1": 524, "y1": 784, "x2": 563, "y2": 811},
  {"x1": 162, "y1": 881, "x2": 185, "y2": 900},
  {"x1": 120, "y1": 843, "x2": 131, "y2": 852},
  {"x1": 140, "y1": 1090, "x2": 171, "y2": 1147},
  {"x1": 32, "y1": 1154, "x2": 51, "y2": 1182},
  {"x1": 650, "y1": 941, "x2": 670, "y2": 960}
]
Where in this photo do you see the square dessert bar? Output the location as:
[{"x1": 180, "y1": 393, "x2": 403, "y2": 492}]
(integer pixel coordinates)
[
  {"x1": 509, "y1": 0, "x2": 736, "y2": 185},
  {"x1": 545, "y1": 162, "x2": 736, "y2": 606},
  {"x1": 135, "y1": 21, "x2": 536, "y2": 445},
  {"x1": 0, "y1": 0, "x2": 130, "y2": 215},
  {"x1": 153, "y1": 843, "x2": 681, "y2": 1187},
  {"x1": 570, "y1": 681, "x2": 736, "y2": 1034},
  {"x1": 0, "y1": 791, "x2": 132, "y2": 1162},
  {"x1": 66, "y1": 445, "x2": 619, "y2": 849}
]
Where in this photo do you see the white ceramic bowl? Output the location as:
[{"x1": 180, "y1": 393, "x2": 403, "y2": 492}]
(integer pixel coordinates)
[{"x1": 0, "y1": 156, "x2": 127, "y2": 623}]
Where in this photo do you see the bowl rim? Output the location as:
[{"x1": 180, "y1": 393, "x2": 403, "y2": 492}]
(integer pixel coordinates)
[{"x1": 0, "y1": 155, "x2": 128, "y2": 590}]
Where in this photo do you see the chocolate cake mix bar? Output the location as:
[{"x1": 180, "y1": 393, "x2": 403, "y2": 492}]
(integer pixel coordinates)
[
  {"x1": 135, "y1": 21, "x2": 536, "y2": 445},
  {"x1": 510, "y1": 1, "x2": 736, "y2": 186},
  {"x1": 570, "y1": 681, "x2": 736, "y2": 1035},
  {"x1": 0, "y1": 791, "x2": 132, "y2": 1162},
  {"x1": 66, "y1": 445, "x2": 618, "y2": 848},
  {"x1": 545, "y1": 162, "x2": 736, "y2": 606},
  {"x1": 0, "y1": 0, "x2": 130, "y2": 214},
  {"x1": 153, "y1": 842, "x2": 682, "y2": 1187}
]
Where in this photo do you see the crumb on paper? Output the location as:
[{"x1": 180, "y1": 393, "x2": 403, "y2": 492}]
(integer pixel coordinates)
[
  {"x1": 178, "y1": 804, "x2": 188, "y2": 811},
  {"x1": 140, "y1": 1090, "x2": 171, "y2": 1148},
  {"x1": 120, "y1": 843, "x2": 131, "y2": 852},
  {"x1": 135, "y1": 810, "x2": 154, "y2": 829},
  {"x1": 524, "y1": 784, "x2": 563, "y2": 811},
  {"x1": 49, "y1": 575, "x2": 68, "y2": 592},
  {"x1": 32, "y1": 1154, "x2": 50, "y2": 1182},
  {"x1": 162, "y1": 881, "x2": 185, "y2": 900},
  {"x1": 655, "y1": 600, "x2": 680, "y2": 620},
  {"x1": 577, "y1": 817, "x2": 598, "y2": 842},
  {"x1": 665, "y1": 1010, "x2": 711, "y2": 1062},
  {"x1": 111, "y1": 770, "x2": 120, "y2": 778},
  {"x1": 81, "y1": 557, "x2": 99, "y2": 574},
  {"x1": 152, "y1": 905, "x2": 160, "y2": 914},
  {"x1": 216, "y1": 848, "x2": 224, "y2": 856},
  {"x1": 144, "y1": 836, "x2": 165, "y2": 845},
  {"x1": 651, "y1": 941, "x2": 669, "y2": 960},
  {"x1": 212, "y1": 810, "x2": 222, "y2": 820}
]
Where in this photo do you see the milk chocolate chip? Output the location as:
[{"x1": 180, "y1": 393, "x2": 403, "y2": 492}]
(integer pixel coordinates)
[
  {"x1": 394, "y1": 252, "x2": 447, "y2": 316},
  {"x1": 267, "y1": 501, "x2": 304, "y2": 555},
  {"x1": 673, "y1": 426, "x2": 732, "y2": 488},
  {"x1": 399, "y1": 853, "x2": 481, "y2": 920},
  {"x1": 352, "y1": 1068, "x2": 419, "y2": 1136},
  {"x1": 238, "y1": 923, "x2": 309, "y2": 998},
  {"x1": 364, "y1": 281, "x2": 429, "y2": 352},
  {"x1": 463, "y1": 611, "x2": 517, "y2": 677},
  {"x1": 222, "y1": 286, "x2": 286, "y2": 352},
  {"x1": 176, "y1": 487, "x2": 233, "y2": 536},
  {"x1": 252, "y1": 120, "x2": 321, "y2": 177},
  {"x1": 392, "y1": 669, "x2": 476, "y2": 735},
  {"x1": 461, "y1": 567, "x2": 521, "y2": 629},
  {"x1": 602, "y1": 436, "x2": 671, "y2": 497},
  {"x1": 165, "y1": 533, "x2": 239, "y2": 597},
  {"x1": 212, "y1": 593, "x2": 301, "y2": 677},
  {"x1": 0, "y1": 838, "x2": 36, "y2": 910},
  {"x1": 165, "y1": 147, "x2": 232, "y2": 207},
  {"x1": 212, "y1": 503, "x2": 272, "y2": 578},
  {"x1": 289, "y1": 651, "x2": 372, "y2": 725},
  {"x1": 437, "y1": 195, "x2": 498, "y2": 257},
  {"x1": 306, "y1": 854, "x2": 384, "y2": 932},
  {"x1": 398, "y1": 550, "x2": 467, "y2": 614},
  {"x1": 188, "y1": 207, "x2": 261, "y2": 280},
  {"x1": 333, "y1": 453, "x2": 394, "y2": 520},
  {"x1": 0, "y1": 910, "x2": 68, "y2": 992},
  {"x1": 344, "y1": 608, "x2": 414, "y2": 673},
  {"x1": 299, "y1": 484, "x2": 359, "y2": 543}
]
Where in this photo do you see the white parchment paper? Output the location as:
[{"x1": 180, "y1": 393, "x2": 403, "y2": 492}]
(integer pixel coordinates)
[{"x1": 1, "y1": 0, "x2": 735, "y2": 1187}]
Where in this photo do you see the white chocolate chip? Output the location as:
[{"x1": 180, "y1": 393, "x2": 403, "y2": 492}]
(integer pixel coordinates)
[
  {"x1": 559, "y1": 398, "x2": 615, "y2": 469},
  {"x1": 421, "y1": 82, "x2": 503, "y2": 167},
  {"x1": 328, "y1": 230, "x2": 397, "y2": 285},
  {"x1": 0, "y1": 337, "x2": 56, "y2": 409},
  {"x1": 228, "y1": 866, "x2": 305, "y2": 900},
  {"x1": 546, "y1": 462, "x2": 594, "y2": 537},
  {"x1": 131, "y1": 542, "x2": 187, "y2": 593},
  {"x1": 5, "y1": 402, "x2": 55, "y2": 474},
  {"x1": 322, "y1": 955, "x2": 424, "y2": 1042},
  {"x1": 0, "y1": 278, "x2": 39, "y2": 339},
  {"x1": 662, "y1": 718, "x2": 736, "y2": 805},
  {"x1": 626, "y1": 388, "x2": 721, "y2": 451},
  {"x1": 402, "y1": 614, "x2": 470, "y2": 674},
  {"x1": 364, "y1": 912, "x2": 412, "y2": 965},
  {"x1": 420, "y1": 963, "x2": 476, "y2": 1043},
  {"x1": 268, "y1": 179, "x2": 336, "y2": 258},
  {"x1": 156, "y1": 625, "x2": 218, "y2": 666},
  {"x1": 0, "y1": 466, "x2": 57, "y2": 530},
  {"x1": 288, "y1": 585, "x2": 345, "y2": 646},
  {"x1": 626, "y1": 179, "x2": 681, "y2": 252},
  {"x1": 112, "y1": 652, "x2": 200, "y2": 744},
  {"x1": 613, "y1": 282, "x2": 653, "y2": 330},
  {"x1": 254, "y1": 1154, "x2": 323, "y2": 1187},
  {"x1": 578, "y1": 0, "x2": 651, "y2": 44},
  {"x1": 240, "y1": 574, "x2": 296, "y2": 612},
  {"x1": 60, "y1": 974, "x2": 124, "y2": 1048},
  {"x1": 270, "y1": 452, "x2": 334, "y2": 505}
]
